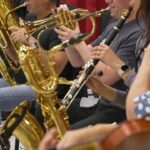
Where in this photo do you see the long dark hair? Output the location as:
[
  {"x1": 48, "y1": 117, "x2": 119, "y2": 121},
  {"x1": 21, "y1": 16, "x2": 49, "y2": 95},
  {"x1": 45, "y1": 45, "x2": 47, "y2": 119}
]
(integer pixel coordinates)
[{"x1": 137, "y1": 0, "x2": 150, "y2": 46}]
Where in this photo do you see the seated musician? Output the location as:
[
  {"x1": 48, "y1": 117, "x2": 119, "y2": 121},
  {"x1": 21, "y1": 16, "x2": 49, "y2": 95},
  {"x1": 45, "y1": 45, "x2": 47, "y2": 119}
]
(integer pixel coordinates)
[
  {"x1": 53, "y1": 0, "x2": 142, "y2": 129},
  {"x1": 38, "y1": 0, "x2": 150, "y2": 149}
]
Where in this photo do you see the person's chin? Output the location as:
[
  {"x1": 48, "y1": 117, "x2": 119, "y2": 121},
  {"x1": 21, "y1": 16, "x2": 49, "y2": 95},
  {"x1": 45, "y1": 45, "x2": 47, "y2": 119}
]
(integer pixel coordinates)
[{"x1": 110, "y1": 12, "x2": 115, "y2": 18}]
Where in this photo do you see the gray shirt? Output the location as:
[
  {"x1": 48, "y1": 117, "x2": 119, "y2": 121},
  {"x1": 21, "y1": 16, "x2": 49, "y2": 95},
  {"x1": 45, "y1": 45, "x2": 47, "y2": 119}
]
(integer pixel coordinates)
[{"x1": 91, "y1": 19, "x2": 143, "y2": 108}]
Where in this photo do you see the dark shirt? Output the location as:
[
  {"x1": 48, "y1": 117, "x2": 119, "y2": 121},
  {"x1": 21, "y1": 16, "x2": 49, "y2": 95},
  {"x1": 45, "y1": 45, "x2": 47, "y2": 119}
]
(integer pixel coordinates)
[{"x1": 13, "y1": 0, "x2": 28, "y2": 19}]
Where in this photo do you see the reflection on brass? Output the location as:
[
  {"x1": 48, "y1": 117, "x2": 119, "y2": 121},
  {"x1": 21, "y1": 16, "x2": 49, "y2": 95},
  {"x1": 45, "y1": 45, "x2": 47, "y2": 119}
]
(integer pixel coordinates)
[
  {"x1": 0, "y1": 101, "x2": 44, "y2": 150},
  {"x1": 0, "y1": 0, "x2": 27, "y2": 85}
]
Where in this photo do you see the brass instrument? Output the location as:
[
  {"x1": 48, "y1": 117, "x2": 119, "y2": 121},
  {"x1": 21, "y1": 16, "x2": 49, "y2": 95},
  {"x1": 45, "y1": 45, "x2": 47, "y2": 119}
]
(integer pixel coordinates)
[
  {"x1": 24, "y1": 7, "x2": 110, "y2": 38},
  {"x1": 0, "y1": 0, "x2": 27, "y2": 85},
  {"x1": 19, "y1": 42, "x2": 70, "y2": 139},
  {"x1": 0, "y1": 101, "x2": 44, "y2": 150},
  {"x1": 0, "y1": 32, "x2": 89, "y2": 149}
]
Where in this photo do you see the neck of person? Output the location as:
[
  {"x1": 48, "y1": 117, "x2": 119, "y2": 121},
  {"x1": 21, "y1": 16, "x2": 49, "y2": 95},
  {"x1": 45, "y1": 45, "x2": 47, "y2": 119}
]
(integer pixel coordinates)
[
  {"x1": 125, "y1": 8, "x2": 137, "y2": 24},
  {"x1": 125, "y1": 15, "x2": 136, "y2": 24},
  {"x1": 36, "y1": 4, "x2": 57, "y2": 20}
]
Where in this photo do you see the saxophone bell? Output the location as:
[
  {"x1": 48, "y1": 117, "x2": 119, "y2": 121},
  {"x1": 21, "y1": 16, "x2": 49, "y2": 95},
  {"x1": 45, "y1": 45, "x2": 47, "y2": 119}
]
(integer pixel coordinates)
[{"x1": 0, "y1": 101, "x2": 45, "y2": 150}]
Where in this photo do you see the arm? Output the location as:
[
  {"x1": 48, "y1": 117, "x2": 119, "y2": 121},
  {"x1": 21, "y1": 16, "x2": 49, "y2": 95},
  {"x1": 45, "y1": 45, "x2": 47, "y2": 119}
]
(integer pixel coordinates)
[
  {"x1": 9, "y1": 26, "x2": 36, "y2": 46},
  {"x1": 51, "y1": 51, "x2": 68, "y2": 74},
  {"x1": 126, "y1": 45, "x2": 150, "y2": 120},
  {"x1": 54, "y1": 25, "x2": 88, "y2": 67},
  {"x1": 65, "y1": 46, "x2": 85, "y2": 67},
  {"x1": 38, "y1": 124, "x2": 117, "y2": 150},
  {"x1": 57, "y1": 124, "x2": 118, "y2": 149},
  {"x1": 90, "y1": 31, "x2": 138, "y2": 85},
  {"x1": 87, "y1": 75, "x2": 127, "y2": 108},
  {"x1": 9, "y1": 26, "x2": 68, "y2": 75}
]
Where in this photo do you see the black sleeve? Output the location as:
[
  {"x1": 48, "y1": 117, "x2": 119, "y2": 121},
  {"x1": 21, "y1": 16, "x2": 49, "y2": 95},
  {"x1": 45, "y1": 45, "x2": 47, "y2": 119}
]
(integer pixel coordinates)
[{"x1": 38, "y1": 28, "x2": 61, "y2": 50}]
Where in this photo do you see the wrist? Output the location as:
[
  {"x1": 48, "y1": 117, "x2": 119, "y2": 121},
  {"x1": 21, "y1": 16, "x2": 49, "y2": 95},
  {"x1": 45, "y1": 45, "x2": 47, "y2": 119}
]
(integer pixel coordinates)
[
  {"x1": 117, "y1": 64, "x2": 131, "y2": 80},
  {"x1": 74, "y1": 41, "x2": 85, "y2": 49},
  {"x1": 113, "y1": 60, "x2": 125, "y2": 71},
  {"x1": 27, "y1": 36, "x2": 37, "y2": 46}
]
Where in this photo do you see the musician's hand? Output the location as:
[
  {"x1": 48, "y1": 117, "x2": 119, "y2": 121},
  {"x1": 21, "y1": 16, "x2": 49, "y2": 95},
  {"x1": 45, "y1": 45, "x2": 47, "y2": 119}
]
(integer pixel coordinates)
[
  {"x1": 57, "y1": 124, "x2": 117, "y2": 149},
  {"x1": 76, "y1": 68, "x2": 84, "y2": 79},
  {"x1": 57, "y1": 128, "x2": 90, "y2": 149},
  {"x1": 54, "y1": 4, "x2": 80, "y2": 42},
  {"x1": 9, "y1": 26, "x2": 36, "y2": 46},
  {"x1": 91, "y1": 43, "x2": 124, "y2": 70},
  {"x1": 9, "y1": 26, "x2": 29, "y2": 45},
  {"x1": 38, "y1": 128, "x2": 57, "y2": 150},
  {"x1": 54, "y1": 24, "x2": 80, "y2": 42},
  {"x1": 57, "y1": 4, "x2": 69, "y2": 11},
  {"x1": 76, "y1": 67, "x2": 102, "y2": 93}
]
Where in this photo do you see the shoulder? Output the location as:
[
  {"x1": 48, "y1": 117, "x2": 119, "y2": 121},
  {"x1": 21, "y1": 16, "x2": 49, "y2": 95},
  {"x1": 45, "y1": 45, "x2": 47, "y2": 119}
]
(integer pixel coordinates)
[
  {"x1": 116, "y1": 20, "x2": 144, "y2": 45},
  {"x1": 122, "y1": 20, "x2": 143, "y2": 36},
  {"x1": 91, "y1": 18, "x2": 117, "y2": 46},
  {"x1": 134, "y1": 91, "x2": 150, "y2": 120}
]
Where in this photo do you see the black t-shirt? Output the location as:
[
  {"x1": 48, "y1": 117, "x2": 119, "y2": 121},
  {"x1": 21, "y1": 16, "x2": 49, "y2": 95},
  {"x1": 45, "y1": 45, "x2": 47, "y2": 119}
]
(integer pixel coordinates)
[{"x1": 13, "y1": 0, "x2": 28, "y2": 19}]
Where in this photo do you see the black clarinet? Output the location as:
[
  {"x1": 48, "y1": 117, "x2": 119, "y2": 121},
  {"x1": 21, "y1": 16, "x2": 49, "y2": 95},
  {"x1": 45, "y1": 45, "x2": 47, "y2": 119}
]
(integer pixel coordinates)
[{"x1": 62, "y1": 6, "x2": 133, "y2": 109}]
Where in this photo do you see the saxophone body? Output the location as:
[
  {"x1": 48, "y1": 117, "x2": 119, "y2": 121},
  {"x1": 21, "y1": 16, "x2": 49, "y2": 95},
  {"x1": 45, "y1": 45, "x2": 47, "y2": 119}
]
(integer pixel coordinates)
[
  {"x1": 0, "y1": 1, "x2": 51, "y2": 149},
  {"x1": 19, "y1": 43, "x2": 69, "y2": 139},
  {"x1": 0, "y1": 0, "x2": 26, "y2": 85}
]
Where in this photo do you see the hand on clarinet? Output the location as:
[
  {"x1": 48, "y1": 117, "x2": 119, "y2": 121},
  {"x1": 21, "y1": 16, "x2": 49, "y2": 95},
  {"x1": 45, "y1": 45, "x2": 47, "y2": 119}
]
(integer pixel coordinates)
[{"x1": 91, "y1": 43, "x2": 124, "y2": 71}]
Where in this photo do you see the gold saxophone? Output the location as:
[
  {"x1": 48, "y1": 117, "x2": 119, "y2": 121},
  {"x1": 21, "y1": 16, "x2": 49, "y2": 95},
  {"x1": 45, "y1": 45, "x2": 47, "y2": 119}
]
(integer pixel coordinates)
[
  {"x1": 0, "y1": 34, "x2": 88, "y2": 149},
  {"x1": 0, "y1": 0, "x2": 28, "y2": 85},
  {"x1": 19, "y1": 42, "x2": 70, "y2": 139},
  {"x1": 0, "y1": 1, "x2": 46, "y2": 149}
]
